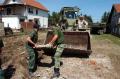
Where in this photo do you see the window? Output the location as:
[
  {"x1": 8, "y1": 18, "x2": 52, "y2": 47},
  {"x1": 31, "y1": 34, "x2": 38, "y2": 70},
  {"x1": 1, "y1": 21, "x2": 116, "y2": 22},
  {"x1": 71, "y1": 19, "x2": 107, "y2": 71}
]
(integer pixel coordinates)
[
  {"x1": 28, "y1": 8, "x2": 33, "y2": 14},
  {"x1": 65, "y1": 11, "x2": 77, "y2": 19},
  {"x1": 0, "y1": 12, "x2": 2, "y2": 16},
  {"x1": 7, "y1": 8, "x2": 11, "y2": 15},
  {"x1": 36, "y1": 9, "x2": 38, "y2": 15}
]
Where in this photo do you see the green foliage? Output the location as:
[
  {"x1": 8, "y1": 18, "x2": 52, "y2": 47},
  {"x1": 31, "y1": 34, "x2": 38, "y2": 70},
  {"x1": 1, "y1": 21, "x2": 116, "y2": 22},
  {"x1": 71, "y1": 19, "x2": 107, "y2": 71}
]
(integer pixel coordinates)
[
  {"x1": 84, "y1": 14, "x2": 93, "y2": 23},
  {"x1": 101, "y1": 11, "x2": 110, "y2": 23},
  {"x1": 48, "y1": 12, "x2": 93, "y2": 26},
  {"x1": 48, "y1": 12, "x2": 60, "y2": 25}
]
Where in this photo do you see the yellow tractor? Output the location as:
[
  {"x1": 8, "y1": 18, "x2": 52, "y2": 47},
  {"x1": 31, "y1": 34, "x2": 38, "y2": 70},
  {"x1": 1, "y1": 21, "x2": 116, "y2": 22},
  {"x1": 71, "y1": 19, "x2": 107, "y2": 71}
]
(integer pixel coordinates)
[
  {"x1": 44, "y1": 31, "x2": 91, "y2": 56},
  {"x1": 44, "y1": 7, "x2": 92, "y2": 57}
]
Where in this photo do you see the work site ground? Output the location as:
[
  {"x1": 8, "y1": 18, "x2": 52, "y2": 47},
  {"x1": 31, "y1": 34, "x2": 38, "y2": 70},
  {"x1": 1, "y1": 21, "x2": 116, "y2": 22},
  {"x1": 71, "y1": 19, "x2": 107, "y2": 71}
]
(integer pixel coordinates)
[{"x1": 1, "y1": 31, "x2": 120, "y2": 79}]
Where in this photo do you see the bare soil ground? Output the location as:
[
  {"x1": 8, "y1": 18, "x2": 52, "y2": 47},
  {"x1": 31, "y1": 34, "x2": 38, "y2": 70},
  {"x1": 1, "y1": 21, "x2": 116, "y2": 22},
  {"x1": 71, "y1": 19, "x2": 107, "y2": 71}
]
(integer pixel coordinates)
[{"x1": 1, "y1": 32, "x2": 120, "y2": 79}]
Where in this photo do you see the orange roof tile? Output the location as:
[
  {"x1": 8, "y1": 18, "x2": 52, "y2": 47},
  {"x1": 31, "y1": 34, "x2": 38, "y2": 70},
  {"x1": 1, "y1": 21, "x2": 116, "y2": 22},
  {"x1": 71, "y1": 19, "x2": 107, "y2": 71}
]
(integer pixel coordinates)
[
  {"x1": 114, "y1": 4, "x2": 120, "y2": 12},
  {"x1": 23, "y1": 0, "x2": 48, "y2": 12}
]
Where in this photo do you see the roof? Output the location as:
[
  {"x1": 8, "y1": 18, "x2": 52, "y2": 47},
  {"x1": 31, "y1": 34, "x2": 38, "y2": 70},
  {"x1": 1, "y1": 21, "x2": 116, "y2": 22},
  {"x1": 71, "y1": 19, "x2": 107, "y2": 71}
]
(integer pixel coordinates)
[
  {"x1": 114, "y1": 4, "x2": 120, "y2": 13},
  {"x1": 107, "y1": 4, "x2": 120, "y2": 23},
  {"x1": 2, "y1": 0, "x2": 48, "y2": 12},
  {"x1": 22, "y1": 0, "x2": 48, "y2": 12}
]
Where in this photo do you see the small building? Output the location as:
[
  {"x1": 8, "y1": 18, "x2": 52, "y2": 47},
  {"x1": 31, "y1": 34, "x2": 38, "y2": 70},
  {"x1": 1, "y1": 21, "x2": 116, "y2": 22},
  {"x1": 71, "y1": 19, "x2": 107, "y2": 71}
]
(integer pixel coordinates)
[
  {"x1": 0, "y1": 0, "x2": 49, "y2": 29},
  {"x1": 107, "y1": 4, "x2": 120, "y2": 36}
]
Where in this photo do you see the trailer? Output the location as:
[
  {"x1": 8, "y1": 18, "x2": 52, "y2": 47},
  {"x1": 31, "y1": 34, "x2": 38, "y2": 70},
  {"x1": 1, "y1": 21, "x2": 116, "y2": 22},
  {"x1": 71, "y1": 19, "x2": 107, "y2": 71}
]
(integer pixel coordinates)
[{"x1": 90, "y1": 23, "x2": 106, "y2": 35}]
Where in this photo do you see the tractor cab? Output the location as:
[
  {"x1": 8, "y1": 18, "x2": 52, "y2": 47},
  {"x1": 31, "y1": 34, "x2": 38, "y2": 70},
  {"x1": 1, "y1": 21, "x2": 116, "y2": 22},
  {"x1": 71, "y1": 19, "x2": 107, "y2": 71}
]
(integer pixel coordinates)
[{"x1": 60, "y1": 7, "x2": 80, "y2": 30}]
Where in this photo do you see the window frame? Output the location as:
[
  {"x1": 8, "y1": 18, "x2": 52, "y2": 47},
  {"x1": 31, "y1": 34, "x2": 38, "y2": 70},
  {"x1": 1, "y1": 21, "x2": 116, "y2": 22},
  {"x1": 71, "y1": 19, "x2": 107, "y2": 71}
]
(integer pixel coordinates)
[
  {"x1": 28, "y1": 7, "x2": 33, "y2": 14},
  {"x1": 36, "y1": 9, "x2": 38, "y2": 15}
]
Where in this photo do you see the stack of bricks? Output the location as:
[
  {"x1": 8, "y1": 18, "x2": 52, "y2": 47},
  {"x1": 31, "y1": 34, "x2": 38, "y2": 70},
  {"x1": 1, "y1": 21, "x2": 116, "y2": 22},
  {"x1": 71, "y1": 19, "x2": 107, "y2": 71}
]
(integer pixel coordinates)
[{"x1": 0, "y1": 22, "x2": 5, "y2": 36}]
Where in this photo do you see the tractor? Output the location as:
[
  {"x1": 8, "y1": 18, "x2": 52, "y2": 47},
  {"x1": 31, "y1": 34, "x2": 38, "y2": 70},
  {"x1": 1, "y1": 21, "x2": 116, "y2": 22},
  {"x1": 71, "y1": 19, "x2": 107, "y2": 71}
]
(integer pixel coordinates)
[
  {"x1": 44, "y1": 7, "x2": 92, "y2": 57},
  {"x1": 59, "y1": 7, "x2": 80, "y2": 31}
]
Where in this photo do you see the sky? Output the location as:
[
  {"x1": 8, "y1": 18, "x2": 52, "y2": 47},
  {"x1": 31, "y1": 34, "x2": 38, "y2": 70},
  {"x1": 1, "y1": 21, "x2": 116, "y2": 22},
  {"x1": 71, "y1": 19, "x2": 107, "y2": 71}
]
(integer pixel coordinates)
[
  {"x1": 0, "y1": 0, "x2": 120, "y2": 22},
  {"x1": 37, "y1": 0, "x2": 120, "y2": 22}
]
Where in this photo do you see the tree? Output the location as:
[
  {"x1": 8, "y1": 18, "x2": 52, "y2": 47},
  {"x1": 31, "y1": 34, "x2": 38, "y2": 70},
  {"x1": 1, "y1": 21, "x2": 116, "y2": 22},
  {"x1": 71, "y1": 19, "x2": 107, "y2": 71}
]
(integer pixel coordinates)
[
  {"x1": 84, "y1": 14, "x2": 93, "y2": 23},
  {"x1": 48, "y1": 14, "x2": 52, "y2": 26},
  {"x1": 101, "y1": 11, "x2": 110, "y2": 23},
  {"x1": 48, "y1": 12, "x2": 60, "y2": 25}
]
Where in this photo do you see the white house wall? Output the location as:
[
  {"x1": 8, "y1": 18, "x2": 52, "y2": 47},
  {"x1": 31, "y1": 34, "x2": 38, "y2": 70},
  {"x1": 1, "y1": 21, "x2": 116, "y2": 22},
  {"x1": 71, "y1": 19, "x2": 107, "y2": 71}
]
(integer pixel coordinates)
[
  {"x1": 26, "y1": 6, "x2": 48, "y2": 28},
  {"x1": 27, "y1": 15, "x2": 48, "y2": 28},
  {"x1": 2, "y1": 16, "x2": 20, "y2": 29},
  {"x1": 4, "y1": 6, "x2": 25, "y2": 15},
  {"x1": 6, "y1": 0, "x2": 22, "y2": 4},
  {"x1": 14, "y1": 6, "x2": 25, "y2": 15},
  {"x1": 39, "y1": 16, "x2": 48, "y2": 28},
  {"x1": 2, "y1": 1, "x2": 48, "y2": 29}
]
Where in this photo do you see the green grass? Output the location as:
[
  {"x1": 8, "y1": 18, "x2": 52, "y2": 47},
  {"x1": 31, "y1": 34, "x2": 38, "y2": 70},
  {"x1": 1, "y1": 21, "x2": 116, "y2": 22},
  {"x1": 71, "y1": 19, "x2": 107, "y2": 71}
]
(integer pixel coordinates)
[{"x1": 92, "y1": 34, "x2": 120, "y2": 46}]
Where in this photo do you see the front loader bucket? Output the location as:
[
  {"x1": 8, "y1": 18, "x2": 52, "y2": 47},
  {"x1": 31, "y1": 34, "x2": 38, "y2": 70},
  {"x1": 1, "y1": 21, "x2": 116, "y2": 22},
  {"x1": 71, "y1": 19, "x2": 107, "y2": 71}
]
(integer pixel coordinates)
[{"x1": 43, "y1": 31, "x2": 92, "y2": 56}]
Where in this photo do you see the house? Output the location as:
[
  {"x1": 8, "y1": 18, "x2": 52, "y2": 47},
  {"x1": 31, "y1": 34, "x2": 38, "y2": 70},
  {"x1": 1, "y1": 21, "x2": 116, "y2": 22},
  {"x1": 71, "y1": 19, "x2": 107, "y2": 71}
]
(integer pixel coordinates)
[
  {"x1": 0, "y1": 0, "x2": 49, "y2": 29},
  {"x1": 107, "y1": 4, "x2": 120, "y2": 36}
]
